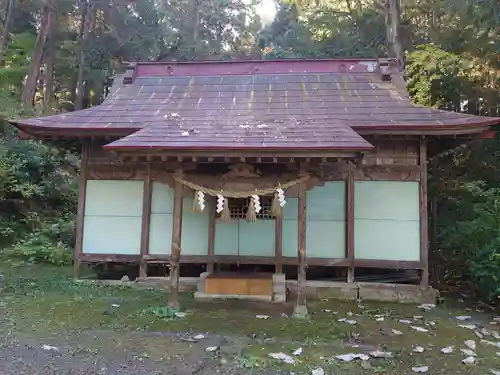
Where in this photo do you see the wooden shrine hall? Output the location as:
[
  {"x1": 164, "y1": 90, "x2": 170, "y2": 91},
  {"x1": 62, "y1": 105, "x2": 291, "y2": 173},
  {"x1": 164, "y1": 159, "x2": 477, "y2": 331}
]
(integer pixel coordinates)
[{"x1": 10, "y1": 58, "x2": 500, "y2": 311}]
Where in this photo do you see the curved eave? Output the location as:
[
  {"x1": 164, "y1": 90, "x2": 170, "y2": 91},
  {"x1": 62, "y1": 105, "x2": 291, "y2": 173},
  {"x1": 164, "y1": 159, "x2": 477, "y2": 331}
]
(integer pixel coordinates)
[{"x1": 10, "y1": 121, "x2": 139, "y2": 138}]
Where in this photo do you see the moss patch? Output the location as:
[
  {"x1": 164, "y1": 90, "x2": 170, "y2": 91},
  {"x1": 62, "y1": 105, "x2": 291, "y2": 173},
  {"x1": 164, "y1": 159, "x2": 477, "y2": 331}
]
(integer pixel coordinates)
[{"x1": 2, "y1": 263, "x2": 500, "y2": 374}]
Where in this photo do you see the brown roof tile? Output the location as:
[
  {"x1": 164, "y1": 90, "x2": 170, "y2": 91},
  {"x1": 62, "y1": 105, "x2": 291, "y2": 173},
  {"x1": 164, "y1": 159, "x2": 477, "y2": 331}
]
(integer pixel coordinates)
[
  {"x1": 11, "y1": 60, "x2": 500, "y2": 144},
  {"x1": 102, "y1": 118, "x2": 374, "y2": 151}
]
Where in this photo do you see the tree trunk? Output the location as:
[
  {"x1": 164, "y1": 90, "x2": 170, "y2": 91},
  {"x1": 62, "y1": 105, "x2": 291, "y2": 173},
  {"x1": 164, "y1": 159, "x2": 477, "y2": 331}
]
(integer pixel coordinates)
[
  {"x1": 0, "y1": 0, "x2": 15, "y2": 66},
  {"x1": 389, "y1": 0, "x2": 403, "y2": 64},
  {"x1": 43, "y1": 0, "x2": 57, "y2": 112},
  {"x1": 386, "y1": 0, "x2": 404, "y2": 65},
  {"x1": 75, "y1": 0, "x2": 92, "y2": 110},
  {"x1": 22, "y1": 4, "x2": 50, "y2": 107}
]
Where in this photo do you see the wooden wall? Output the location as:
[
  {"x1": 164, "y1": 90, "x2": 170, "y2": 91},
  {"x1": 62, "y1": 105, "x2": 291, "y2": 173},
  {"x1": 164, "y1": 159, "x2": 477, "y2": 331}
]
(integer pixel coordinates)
[{"x1": 78, "y1": 139, "x2": 427, "y2": 277}]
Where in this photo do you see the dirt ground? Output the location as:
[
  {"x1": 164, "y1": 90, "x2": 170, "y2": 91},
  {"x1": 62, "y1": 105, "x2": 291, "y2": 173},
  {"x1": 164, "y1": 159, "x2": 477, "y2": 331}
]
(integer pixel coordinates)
[{"x1": 1, "y1": 263, "x2": 500, "y2": 375}]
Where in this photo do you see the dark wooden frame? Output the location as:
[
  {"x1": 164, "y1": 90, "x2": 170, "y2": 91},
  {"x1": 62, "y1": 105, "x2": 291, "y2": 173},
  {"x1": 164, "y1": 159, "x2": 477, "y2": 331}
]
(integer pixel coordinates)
[{"x1": 74, "y1": 138, "x2": 431, "y2": 285}]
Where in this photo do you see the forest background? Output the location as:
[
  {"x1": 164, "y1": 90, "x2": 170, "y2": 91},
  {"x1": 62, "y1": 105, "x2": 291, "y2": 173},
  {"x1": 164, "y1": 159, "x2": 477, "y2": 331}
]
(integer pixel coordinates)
[{"x1": 0, "y1": 0, "x2": 499, "y2": 301}]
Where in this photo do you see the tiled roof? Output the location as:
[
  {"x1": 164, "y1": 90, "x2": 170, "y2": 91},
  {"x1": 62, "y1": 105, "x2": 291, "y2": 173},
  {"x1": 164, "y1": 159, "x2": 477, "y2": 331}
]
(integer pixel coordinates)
[
  {"x1": 10, "y1": 59, "x2": 500, "y2": 150},
  {"x1": 102, "y1": 118, "x2": 374, "y2": 151}
]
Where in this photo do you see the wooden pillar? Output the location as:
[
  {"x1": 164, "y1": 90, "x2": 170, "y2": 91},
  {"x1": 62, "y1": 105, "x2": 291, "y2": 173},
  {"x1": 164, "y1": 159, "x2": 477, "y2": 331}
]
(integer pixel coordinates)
[
  {"x1": 207, "y1": 196, "x2": 216, "y2": 273},
  {"x1": 139, "y1": 165, "x2": 153, "y2": 279},
  {"x1": 294, "y1": 184, "x2": 308, "y2": 319},
  {"x1": 168, "y1": 176, "x2": 184, "y2": 309},
  {"x1": 419, "y1": 139, "x2": 429, "y2": 286},
  {"x1": 74, "y1": 141, "x2": 89, "y2": 279},
  {"x1": 346, "y1": 161, "x2": 355, "y2": 282},
  {"x1": 275, "y1": 214, "x2": 283, "y2": 274}
]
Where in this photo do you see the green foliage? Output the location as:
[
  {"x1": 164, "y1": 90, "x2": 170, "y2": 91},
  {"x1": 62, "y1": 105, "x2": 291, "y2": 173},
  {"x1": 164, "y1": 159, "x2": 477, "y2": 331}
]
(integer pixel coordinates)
[
  {"x1": 7, "y1": 215, "x2": 75, "y2": 265},
  {"x1": 435, "y1": 182, "x2": 500, "y2": 301}
]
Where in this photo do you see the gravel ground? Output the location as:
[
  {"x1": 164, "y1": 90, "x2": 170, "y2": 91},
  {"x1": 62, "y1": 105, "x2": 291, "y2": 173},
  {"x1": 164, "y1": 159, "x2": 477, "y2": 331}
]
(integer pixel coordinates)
[{"x1": 0, "y1": 328, "x2": 282, "y2": 375}]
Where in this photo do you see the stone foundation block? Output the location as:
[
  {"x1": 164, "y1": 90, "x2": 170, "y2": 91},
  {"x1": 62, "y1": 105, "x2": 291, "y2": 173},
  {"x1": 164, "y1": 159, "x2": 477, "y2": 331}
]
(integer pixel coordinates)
[
  {"x1": 358, "y1": 283, "x2": 398, "y2": 302},
  {"x1": 397, "y1": 286, "x2": 439, "y2": 304},
  {"x1": 197, "y1": 272, "x2": 211, "y2": 293},
  {"x1": 316, "y1": 283, "x2": 358, "y2": 301}
]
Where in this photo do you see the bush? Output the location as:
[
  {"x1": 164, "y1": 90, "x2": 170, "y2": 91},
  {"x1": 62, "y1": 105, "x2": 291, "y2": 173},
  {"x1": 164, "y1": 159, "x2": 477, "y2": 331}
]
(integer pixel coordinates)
[
  {"x1": 7, "y1": 215, "x2": 75, "y2": 266},
  {"x1": 436, "y1": 182, "x2": 500, "y2": 302}
]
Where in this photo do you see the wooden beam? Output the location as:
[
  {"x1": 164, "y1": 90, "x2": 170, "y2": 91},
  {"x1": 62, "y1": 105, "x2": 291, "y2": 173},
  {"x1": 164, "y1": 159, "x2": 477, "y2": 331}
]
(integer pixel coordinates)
[
  {"x1": 275, "y1": 214, "x2": 283, "y2": 273},
  {"x1": 294, "y1": 184, "x2": 308, "y2": 318},
  {"x1": 139, "y1": 165, "x2": 153, "y2": 278},
  {"x1": 207, "y1": 197, "x2": 216, "y2": 273},
  {"x1": 346, "y1": 161, "x2": 355, "y2": 282},
  {"x1": 419, "y1": 139, "x2": 429, "y2": 286},
  {"x1": 74, "y1": 141, "x2": 89, "y2": 279},
  {"x1": 168, "y1": 177, "x2": 184, "y2": 309}
]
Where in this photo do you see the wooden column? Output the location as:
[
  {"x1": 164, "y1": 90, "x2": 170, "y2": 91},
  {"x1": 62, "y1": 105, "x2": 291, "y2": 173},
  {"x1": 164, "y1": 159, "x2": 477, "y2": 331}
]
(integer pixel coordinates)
[
  {"x1": 139, "y1": 165, "x2": 153, "y2": 279},
  {"x1": 74, "y1": 141, "x2": 89, "y2": 279},
  {"x1": 346, "y1": 161, "x2": 355, "y2": 282},
  {"x1": 419, "y1": 139, "x2": 429, "y2": 286},
  {"x1": 207, "y1": 197, "x2": 216, "y2": 273},
  {"x1": 294, "y1": 184, "x2": 308, "y2": 318},
  {"x1": 275, "y1": 214, "x2": 283, "y2": 274},
  {"x1": 168, "y1": 176, "x2": 184, "y2": 309}
]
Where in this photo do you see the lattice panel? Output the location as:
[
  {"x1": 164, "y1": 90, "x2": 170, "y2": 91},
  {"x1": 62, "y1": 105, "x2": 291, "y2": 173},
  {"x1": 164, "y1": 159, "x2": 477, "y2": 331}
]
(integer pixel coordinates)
[{"x1": 218, "y1": 196, "x2": 274, "y2": 220}]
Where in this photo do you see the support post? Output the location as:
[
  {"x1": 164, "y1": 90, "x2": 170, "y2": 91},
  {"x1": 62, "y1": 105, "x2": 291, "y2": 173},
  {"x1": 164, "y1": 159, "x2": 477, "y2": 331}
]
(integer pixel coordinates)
[
  {"x1": 74, "y1": 141, "x2": 88, "y2": 279},
  {"x1": 207, "y1": 196, "x2": 216, "y2": 273},
  {"x1": 294, "y1": 184, "x2": 308, "y2": 319},
  {"x1": 419, "y1": 139, "x2": 429, "y2": 286},
  {"x1": 139, "y1": 165, "x2": 153, "y2": 279},
  {"x1": 346, "y1": 161, "x2": 355, "y2": 282},
  {"x1": 275, "y1": 213, "x2": 283, "y2": 274},
  {"x1": 168, "y1": 175, "x2": 184, "y2": 309}
]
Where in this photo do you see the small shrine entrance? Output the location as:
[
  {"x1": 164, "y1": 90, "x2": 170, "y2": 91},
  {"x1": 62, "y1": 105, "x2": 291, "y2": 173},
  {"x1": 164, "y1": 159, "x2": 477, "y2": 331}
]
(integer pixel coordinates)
[{"x1": 214, "y1": 196, "x2": 276, "y2": 259}]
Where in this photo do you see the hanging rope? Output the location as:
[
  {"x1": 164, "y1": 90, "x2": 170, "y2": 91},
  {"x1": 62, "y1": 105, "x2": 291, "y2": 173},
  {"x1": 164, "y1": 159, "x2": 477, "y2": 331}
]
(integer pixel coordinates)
[{"x1": 172, "y1": 173, "x2": 310, "y2": 198}]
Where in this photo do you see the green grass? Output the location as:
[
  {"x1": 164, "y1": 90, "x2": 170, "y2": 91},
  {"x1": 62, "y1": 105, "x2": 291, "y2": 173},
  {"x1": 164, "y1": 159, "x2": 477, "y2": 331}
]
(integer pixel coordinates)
[{"x1": 1, "y1": 262, "x2": 500, "y2": 374}]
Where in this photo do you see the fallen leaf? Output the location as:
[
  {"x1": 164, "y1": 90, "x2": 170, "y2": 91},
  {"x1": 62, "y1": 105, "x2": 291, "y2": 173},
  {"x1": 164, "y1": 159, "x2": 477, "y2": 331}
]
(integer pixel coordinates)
[
  {"x1": 414, "y1": 316, "x2": 424, "y2": 320},
  {"x1": 369, "y1": 350, "x2": 393, "y2": 359},
  {"x1": 458, "y1": 324, "x2": 477, "y2": 330},
  {"x1": 413, "y1": 346, "x2": 425, "y2": 353},
  {"x1": 193, "y1": 334, "x2": 205, "y2": 340},
  {"x1": 440, "y1": 346, "x2": 453, "y2": 354},
  {"x1": 391, "y1": 329, "x2": 403, "y2": 335},
  {"x1": 268, "y1": 352, "x2": 295, "y2": 364},
  {"x1": 456, "y1": 316, "x2": 472, "y2": 321},
  {"x1": 205, "y1": 346, "x2": 219, "y2": 352},
  {"x1": 481, "y1": 339, "x2": 500, "y2": 349},
  {"x1": 399, "y1": 319, "x2": 413, "y2": 324},
  {"x1": 256, "y1": 315, "x2": 270, "y2": 319},
  {"x1": 462, "y1": 356, "x2": 475, "y2": 364},
  {"x1": 41, "y1": 345, "x2": 59, "y2": 352},
  {"x1": 174, "y1": 312, "x2": 187, "y2": 318},
  {"x1": 322, "y1": 309, "x2": 331, "y2": 313},
  {"x1": 312, "y1": 368, "x2": 324, "y2": 375},
  {"x1": 464, "y1": 340, "x2": 476, "y2": 350},
  {"x1": 111, "y1": 304, "x2": 120, "y2": 308},
  {"x1": 375, "y1": 317, "x2": 385, "y2": 322},
  {"x1": 293, "y1": 347, "x2": 303, "y2": 356},
  {"x1": 417, "y1": 304, "x2": 435, "y2": 311},
  {"x1": 460, "y1": 349, "x2": 476, "y2": 357},
  {"x1": 335, "y1": 353, "x2": 369, "y2": 362},
  {"x1": 412, "y1": 366, "x2": 429, "y2": 373},
  {"x1": 411, "y1": 326, "x2": 429, "y2": 333}
]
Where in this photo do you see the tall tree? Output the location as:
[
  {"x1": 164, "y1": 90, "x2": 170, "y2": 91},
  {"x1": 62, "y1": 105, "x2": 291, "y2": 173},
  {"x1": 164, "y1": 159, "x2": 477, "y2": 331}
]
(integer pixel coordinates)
[
  {"x1": 0, "y1": 0, "x2": 15, "y2": 66},
  {"x1": 22, "y1": 0, "x2": 50, "y2": 107}
]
